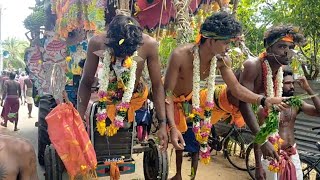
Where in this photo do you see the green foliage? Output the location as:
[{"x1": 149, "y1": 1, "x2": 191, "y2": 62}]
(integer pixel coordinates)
[
  {"x1": 23, "y1": 6, "x2": 46, "y2": 31},
  {"x1": 1, "y1": 37, "x2": 29, "y2": 70},
  {"x1": 159, "y1": 37, "x2": 177, "y2": 68},
  {"x1": 254, "y1": 108, "x2": 279, "y2": 144}
]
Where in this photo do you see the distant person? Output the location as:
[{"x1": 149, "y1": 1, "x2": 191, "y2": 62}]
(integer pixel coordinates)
[
  {"x1": 0, "y1": 71, "x2": 9, "y2": 101},
  {"x1": 24, "y1": 76, "x2": 34, "y2": 118},
  {"x1": 18, "y1": 72, "x2": 27, "y2": 104},
  {"x1": 0, "y1": 72, "x2": 22, "y2": 131}
]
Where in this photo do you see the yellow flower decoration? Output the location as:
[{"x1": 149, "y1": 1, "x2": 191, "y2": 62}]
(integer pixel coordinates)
[
  {"x1": 38, "y1": 60, "x2": 42, "y2": 64},
  {"x1": 66, "y1": 56, "x2": 72, "y2": 62},
  {"x1": 96, "y1": 120, "x2": 107, "y2": 136},
  {"x1": 106, "y1": 124, "x2": 119, "y2": 136},
  {"x1": 119, "y1": 39, "x2": 125, "y2": 45},
  {"x1": 123, "y1": 57, "x2": 133, "y2": 68}
]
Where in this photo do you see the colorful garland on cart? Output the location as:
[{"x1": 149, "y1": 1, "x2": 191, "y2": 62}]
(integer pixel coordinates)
[{"x1": 96, "y1": 47, "x2": 138, "y2": 137}]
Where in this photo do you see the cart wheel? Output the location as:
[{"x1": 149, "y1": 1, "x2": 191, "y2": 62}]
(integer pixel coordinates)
[
  {"x1": 44, "y1": 144, "x2": 64, "y2": 180},
  {"x1": 143, "y1": 139, "x2": 168, "y2": 180}
]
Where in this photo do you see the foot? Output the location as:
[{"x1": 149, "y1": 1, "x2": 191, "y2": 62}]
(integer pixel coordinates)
[
  {"x1": 28, "y1": 114, "x2": 32, "y2": 118},
  {"x1": 170, "y1": 174, "x2": 182, "y2": 180},
  {"x1": 0, "y1": 122, "x2": 7, "y2": 127},
  {"x1": 35, "y1": 122, "x2": 39, "y2": 127},
  {"x1": 14, "y1": 128, "x2": 20, "y2": 131}
]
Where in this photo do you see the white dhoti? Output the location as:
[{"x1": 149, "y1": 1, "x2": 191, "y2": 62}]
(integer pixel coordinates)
[
  {"x1": 261, "y1": 144, "x2": 303, "y2": 180},
  {"x1": 25, "y1": 88, "x2": 33, "y2": 104}
]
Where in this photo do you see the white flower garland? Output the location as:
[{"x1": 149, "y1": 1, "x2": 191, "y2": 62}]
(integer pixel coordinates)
[
  {"x1": 192, "y1": 45, "x2": 217, "y2": 163},
  {"x1": 263, "y1": 60, "x2": 283, "y2": 98}
]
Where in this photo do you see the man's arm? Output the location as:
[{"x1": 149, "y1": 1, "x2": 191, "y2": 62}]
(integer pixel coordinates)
[
  {"x1": 145, "y1": 37, "x2": 168, "y2": 150},
  {"x1": 146, "y1": 40, "x2": 166, "y2": 123},
  {"x1": 77, "y1": 37, "x2": 100, "y2": 119},
  {"x1": 297, "y1": 77, "x2": 320, "y2": 116},
  {"x1": 1, "y1": 82, "x2": 7, "y2": 105},
  {"x1": 20, "y1": 142, "x2": 39, "y2": 180},
  {"x1": 164, "y1": 48, "x2": 185, "y2": 150},
  {"x1": 237, "y1": 60, "x2": 279, "y2": 161},
  {"x1": 218, "y1": 58, "x2": 262, "y2": 104}
]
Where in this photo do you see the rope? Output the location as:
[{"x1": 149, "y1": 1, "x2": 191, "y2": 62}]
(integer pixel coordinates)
[{"x1": 173, "y1": 0, "x2": 193, "y2": 45}]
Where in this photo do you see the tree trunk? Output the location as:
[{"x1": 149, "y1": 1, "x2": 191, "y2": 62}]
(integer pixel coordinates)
[{"x1": 119, "y1": 0, "x2": 130, "y2": 10}]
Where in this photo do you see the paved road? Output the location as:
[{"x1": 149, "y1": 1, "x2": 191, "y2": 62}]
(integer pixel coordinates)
[{"x1": 2, "y1": 104, "x2": 251, "y2": 180}]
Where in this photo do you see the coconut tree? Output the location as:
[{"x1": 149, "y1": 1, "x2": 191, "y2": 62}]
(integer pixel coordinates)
[{"x1": 1, "y1": 37, "x2": 29, "y2": 69}]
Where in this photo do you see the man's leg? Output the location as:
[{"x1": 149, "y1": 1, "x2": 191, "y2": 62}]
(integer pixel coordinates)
[
  {"x1": 190, "y1": 152, "x2": 199, "y2": 180},
  {"x1": 171, "y1": 150, "x2": 183, "y2": 180},
  {"x1": 27, "y1": 103, "x2": 32, "y2": 118}
]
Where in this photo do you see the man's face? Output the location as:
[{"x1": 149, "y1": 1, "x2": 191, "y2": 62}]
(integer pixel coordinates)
[
  {"x1": 267, "y1": 40, "x2": 295, "y2": 65},
  {"x1": 282, "y1": 75, "x2": 295, "y2": 97},
  {"x1": 210, "y1": 39, "x2": 231, "y2": 56}
]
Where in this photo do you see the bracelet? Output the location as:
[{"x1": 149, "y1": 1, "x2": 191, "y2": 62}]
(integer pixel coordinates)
[
  {"x1": 158, "y1": 119, "x2": 167, "y2": 124},
  {"x1": 260, "y1": 96, "x2": 266, "y2": 107},
  {"x1": 168, "y1": 125, "x2": 176, "y2": 132}
]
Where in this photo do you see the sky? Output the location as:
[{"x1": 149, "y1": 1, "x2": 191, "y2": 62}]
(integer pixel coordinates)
[{"x1": 0, "y1": 0, "x2": 35, "y2": 41}]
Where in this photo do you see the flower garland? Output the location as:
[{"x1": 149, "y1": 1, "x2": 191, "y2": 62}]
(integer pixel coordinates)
[
  {"x1": 255, "y1": 56, "x2": 283, "y2": 144},
  {"x1": 255, "y1": 53, "x2": 285, "y2": 172},
  {"x1": 96, "y1": 48, "x2": 138, "y2": 137},
  {"x1": 190, "y1": 45, "x2": 217, "y2": 164}
]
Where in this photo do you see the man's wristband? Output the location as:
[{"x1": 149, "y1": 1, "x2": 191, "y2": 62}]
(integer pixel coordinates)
[
  {"x1": 260, "y1": 96, "x2": 266, "y2": 107},
  {"x1": 158, "y1": 119, "x2": 167, "y2": 124}
]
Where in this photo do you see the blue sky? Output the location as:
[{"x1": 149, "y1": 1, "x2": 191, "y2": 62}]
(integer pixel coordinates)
[{"x1": 0, "y1": 0, "x2": 35, "y2": 41}]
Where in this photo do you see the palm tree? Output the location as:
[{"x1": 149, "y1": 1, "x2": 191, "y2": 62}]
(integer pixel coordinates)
[{"x1": 1, "y1": 37, "x2": 29, "y2": 70}]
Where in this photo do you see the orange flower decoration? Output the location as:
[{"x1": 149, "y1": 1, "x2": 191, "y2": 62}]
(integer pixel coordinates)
[
  {"x1": 195, "y1": 33, "x2": 202, "y2": 44},
  {"x1": 123, "y1": 57, "x2": 133, "y2": 68}
]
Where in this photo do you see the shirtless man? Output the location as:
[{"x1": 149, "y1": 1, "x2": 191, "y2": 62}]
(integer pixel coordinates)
[
  {"x1": 24, "y1": 76, "x2": 33, "y2": 118},
  {"x1": 255, "y1": 70, "x2": 320, "y2": 180},
  {"x1": 0, "y1": 128, "x2": 38, "y2": 180},
  {"x1": 234, "y1": 25, "x2": 306, "y2": 179},
  {"x1": 0, "y1": 72, "x2": 22, "y2": 131},
  {"x1": 164, "y1": 12, "x2": 285, "y2": 180},
  {"x1": 77, "y1": 15, "x2": 169, "y2": 150}
]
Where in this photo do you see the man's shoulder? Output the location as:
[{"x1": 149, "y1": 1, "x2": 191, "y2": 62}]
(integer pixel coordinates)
[
  {"x1": 89, "y1": 34, "x2": 106, "y2": 47},
  {"x1": 142, "y1": 33, "x2": 158, "y2": 46},
  {"x1": 172, "y1": 44, "x2": 194, "y2": 59},
  {"x1": 243, "y1": 57, "x2": 260, "y2": 69}
]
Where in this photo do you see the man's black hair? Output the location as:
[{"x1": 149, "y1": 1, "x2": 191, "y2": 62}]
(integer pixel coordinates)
[
  {"x1": 283, "y1": 69, "x2": 293, "y2": 78},
  {"x1": 9, "y1": 72, "x2": 16, "y2": 80},
  {"x1": 200, "y1": 11, "x2": 242, "y2": 44},
  {"x1": 105, "y1": 15, "x2": 143, "y2": 57},
  {"x1": 263, "y1": 25, "x2": 306, "y2": 48}
]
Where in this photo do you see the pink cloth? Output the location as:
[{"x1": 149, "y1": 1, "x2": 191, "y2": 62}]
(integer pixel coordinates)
[{"x1": 279, "y1": 146, "x2": 297, "y2": 180}]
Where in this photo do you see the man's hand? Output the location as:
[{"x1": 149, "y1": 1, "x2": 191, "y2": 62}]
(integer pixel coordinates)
[
  {"x1": 261, "y1": 141, "x2": 279, "y2": 161},
  {"x1": 255, "y1": 165, "x2": 266, "y2": 180},
  {"x1": 170, "y1": 127, "x2": 185, "y2": 150},
  {"x1": 265, "y1": 97, "x2": 289, "y2": 111},
  {"x1": 157, "y1": 125, "x2": 168, "y2": 151},
  {"x1": 297, "y1": 76, "x2": 311, "y2": 91}
]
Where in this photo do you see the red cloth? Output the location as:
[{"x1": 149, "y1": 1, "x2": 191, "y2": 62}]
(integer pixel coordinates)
[
  {"x1": 135, "y1": 0, "x2": 200, "y2": 29},
  {"x1": 279, "y1": 146, "x2": 297, "y2": 180},
  {"x1": 46, "y1": 103, "x2": 97, "y2": 178}
]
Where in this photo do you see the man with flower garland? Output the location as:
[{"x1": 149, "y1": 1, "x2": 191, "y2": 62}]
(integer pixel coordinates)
[
  {"x1": 237, "y1": 26, "x2": 307, "y2": 179},
  {"x1": 164, "y1": 12, "x2": 285, "y2": 180},
  {"x1": 77, "y1": 15, "x2": 170, "y2": 150},
  {"x1": 255, "y1": 69, "x2": 320, "y2": 180}
]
